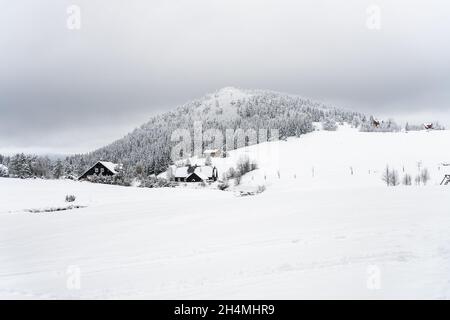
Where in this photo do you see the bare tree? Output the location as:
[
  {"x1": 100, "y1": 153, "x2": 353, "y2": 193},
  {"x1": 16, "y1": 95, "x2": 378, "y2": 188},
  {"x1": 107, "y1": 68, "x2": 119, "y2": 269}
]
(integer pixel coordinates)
[
  {"x1": 382, "y1": 165, "x2": 400, "y2": 186},
  {"x1": 382, "y1": 166, "x2": 391, "y2": 186},
  {"x1": 402, "y1": 174, "x2": 412, "y2": 186},
  {"x1": 420, "y1": 168, "x2": 430, "y2": 185},
  {"x1": 415, "y1": 175, "x2": 421, "y2": 186},
  {"x1": 390, "y1": 170, "x2": 400, "y2": 186}
]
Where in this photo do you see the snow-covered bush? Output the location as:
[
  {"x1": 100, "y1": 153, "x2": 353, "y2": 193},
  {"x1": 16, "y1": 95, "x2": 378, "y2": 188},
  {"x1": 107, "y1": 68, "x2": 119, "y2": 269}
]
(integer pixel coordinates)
[
  {"x1": 322, "y1": 118, "x2": 338, "y2": 131},
  {"x1": 223, "y1": 157, "x2": 258, "y2": 186},
  {"x1": 65, "y1": 195, "x2": 76, "y2": 202},
  {"x1": 257, "y1": 185, "x2": 266, "y2": 194},
  {"x1": 217, "y1": 180, "x2": 229, "y2": 190},
  {"x1": 139, "y1": 176, "x2": 176, "y2": 188},
  {"x1": 236, "y1": 156, "x2": 258, "y2": 176},
  {"x1": 87, "y1": 174, "x2": 132, "y2": 187},
  {"x1": 225, "y1": 167, "x2": 236, "y2": 180}
]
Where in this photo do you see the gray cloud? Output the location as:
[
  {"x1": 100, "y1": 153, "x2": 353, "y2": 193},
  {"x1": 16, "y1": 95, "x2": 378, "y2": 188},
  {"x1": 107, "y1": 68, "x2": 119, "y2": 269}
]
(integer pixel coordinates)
[{"x1": 1, "y1": 0, "x2": 449, "y2": 154}]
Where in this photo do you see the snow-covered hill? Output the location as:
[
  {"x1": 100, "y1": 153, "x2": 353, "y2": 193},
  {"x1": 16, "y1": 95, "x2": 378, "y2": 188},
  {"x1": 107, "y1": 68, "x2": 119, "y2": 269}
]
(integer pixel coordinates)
[
  {"x1": 74, "y1": 87, "x2": 363, "y2": 176},
  {"x1": 181, "y1": 124, "x2": 450, "y2": 192},
  {"x1": 1, "y1": 126, "x2": 450, "y2": 299}
]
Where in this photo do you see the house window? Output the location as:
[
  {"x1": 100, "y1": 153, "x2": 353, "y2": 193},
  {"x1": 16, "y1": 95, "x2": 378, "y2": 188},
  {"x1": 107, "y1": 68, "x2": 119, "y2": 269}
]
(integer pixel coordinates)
[
  {"x1": 95, "y1": 168, "x2": 99, "y2": 174},
  {"x1": 100, "y1": 168, "x2": 104, "y2": 174}
]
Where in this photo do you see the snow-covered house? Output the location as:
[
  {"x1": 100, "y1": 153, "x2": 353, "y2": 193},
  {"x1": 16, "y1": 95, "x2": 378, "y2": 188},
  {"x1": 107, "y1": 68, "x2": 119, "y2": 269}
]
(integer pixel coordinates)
[
  {"x1": 423, "y1": 123, "x2": 434, "y2": 130},
  {"x1": 0, "y1": 164, "x2": 8, "y2": 177},
  {"x1": 203, "y1": 149, "x2": 221, "y2": 158},
  {"x1": 174, "y1": 165, "x2": 218, "y2": 182},
  {"x1": 372, "y1": 118, "x2": 380, "y2": 128},
  {"x1": 78, "y1": 161, "x2": 122, "y2": 180}
]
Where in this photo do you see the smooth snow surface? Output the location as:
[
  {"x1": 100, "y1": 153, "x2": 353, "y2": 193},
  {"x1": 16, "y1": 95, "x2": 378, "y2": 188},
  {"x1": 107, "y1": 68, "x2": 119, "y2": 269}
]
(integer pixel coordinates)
[{"x1": 1, "y1": 127, "x2": 450, "y2": 299}]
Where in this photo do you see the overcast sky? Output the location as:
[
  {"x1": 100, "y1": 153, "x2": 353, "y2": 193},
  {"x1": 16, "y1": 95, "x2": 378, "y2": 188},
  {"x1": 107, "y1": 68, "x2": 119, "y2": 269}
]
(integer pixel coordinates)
[{"x1": 1, "y1": 0, "x2": 449, "y2": 155}]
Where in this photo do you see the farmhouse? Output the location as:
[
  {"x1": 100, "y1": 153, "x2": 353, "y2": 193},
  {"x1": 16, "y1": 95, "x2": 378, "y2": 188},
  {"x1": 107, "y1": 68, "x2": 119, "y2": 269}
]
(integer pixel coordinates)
[
  {"x1": 174, "y1": 165, "x2": 218, "y2": 182},
  {"x1": 78, "y1": 161, "x2": 122, "y2": 180},
  {"x1": 423, "y1": 123, "x2": 434, "y2": 130}
]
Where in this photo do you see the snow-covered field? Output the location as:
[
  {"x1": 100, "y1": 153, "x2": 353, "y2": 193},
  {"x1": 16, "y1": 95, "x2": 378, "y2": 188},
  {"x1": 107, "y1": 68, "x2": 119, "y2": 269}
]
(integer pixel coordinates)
[{"x1": 1, "y1": 127, "x2": 450, "y2": 299}]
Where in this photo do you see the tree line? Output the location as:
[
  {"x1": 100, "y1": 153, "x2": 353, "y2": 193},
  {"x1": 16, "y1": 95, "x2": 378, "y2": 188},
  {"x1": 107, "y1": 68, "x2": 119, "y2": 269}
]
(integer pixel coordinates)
[{"x1": 2, "y1": 89, "x2": 430, "y2": 181}]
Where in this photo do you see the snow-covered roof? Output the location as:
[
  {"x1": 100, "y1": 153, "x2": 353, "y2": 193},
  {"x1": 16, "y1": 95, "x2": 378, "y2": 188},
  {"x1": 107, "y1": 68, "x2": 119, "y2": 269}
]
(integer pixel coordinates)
[
  {"x1": 194, "y1": 166, "x2": 213, "y2": 178},
  {"x1": 189, "y1": 172, "x2": 208, "y2": 181},
  {"x1": 204, "y1": 149, "x2": 219, "y2": 154},
  {"x1": 174, "y1": 166, "x2": 214, "y2": 179},
  {"x1": 99, "y1": 161, "x2": 121, "y2": 174},
  {"x1": 78, "y1": 161, "x2": 122, "y2": 179},
  {"x1": 174, "y1": 166, "x2": 190, "y2": 178}
]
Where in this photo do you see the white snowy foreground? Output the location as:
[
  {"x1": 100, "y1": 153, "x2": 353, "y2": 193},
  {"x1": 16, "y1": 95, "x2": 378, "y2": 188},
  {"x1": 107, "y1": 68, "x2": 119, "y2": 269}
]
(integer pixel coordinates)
[{"x1": 1, "y1": 127, "x2": 450, "y2": 299}]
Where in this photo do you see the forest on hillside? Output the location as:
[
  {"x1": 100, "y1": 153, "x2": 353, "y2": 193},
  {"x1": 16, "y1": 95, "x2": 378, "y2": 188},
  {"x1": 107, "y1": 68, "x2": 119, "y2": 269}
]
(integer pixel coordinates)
[{"x1": 3, "y1": 88, "x2": 438, "y2": 182}]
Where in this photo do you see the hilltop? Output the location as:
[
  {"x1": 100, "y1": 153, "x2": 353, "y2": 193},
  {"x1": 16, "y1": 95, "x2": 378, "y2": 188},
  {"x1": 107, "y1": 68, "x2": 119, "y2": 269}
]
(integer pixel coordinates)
[{"x1": 73, "y1": 87, "x2": 364, "y2": 176}]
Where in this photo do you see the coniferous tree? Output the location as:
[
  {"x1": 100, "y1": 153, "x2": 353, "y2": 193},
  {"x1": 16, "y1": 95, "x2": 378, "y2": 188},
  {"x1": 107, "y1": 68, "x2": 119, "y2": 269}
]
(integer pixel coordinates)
[{"x1": 52, "y1": 160, "x2": 63, "y2": 179}]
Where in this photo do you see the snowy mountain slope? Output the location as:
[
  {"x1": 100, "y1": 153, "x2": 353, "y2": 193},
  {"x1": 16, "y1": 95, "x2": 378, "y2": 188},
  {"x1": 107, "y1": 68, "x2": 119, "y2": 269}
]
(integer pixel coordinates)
[
  {"x1": 184, "y1": 87, "x2": 334, "y2": 122},
  {"x1": 186, "y1": 124, "x2": 450, "y2": 191},
  {"x1": 75, "y1": 87, "x2": 363, "y2": 175},
  {"x1": 1, "y1": 127, "x2": 450, "y2": 299}
]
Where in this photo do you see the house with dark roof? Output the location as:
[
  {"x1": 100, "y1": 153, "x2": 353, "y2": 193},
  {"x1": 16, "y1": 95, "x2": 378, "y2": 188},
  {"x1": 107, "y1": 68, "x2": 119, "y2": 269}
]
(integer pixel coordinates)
[
  {"x1": 174, "y1": 165, "x2": 218, "y2": 182},
  {"x1": 423, "y1": 123, "x2": 434, "y2": 130},
  {"x1": 78, "y1": 161, "x2": 122, "y2": 180}
]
